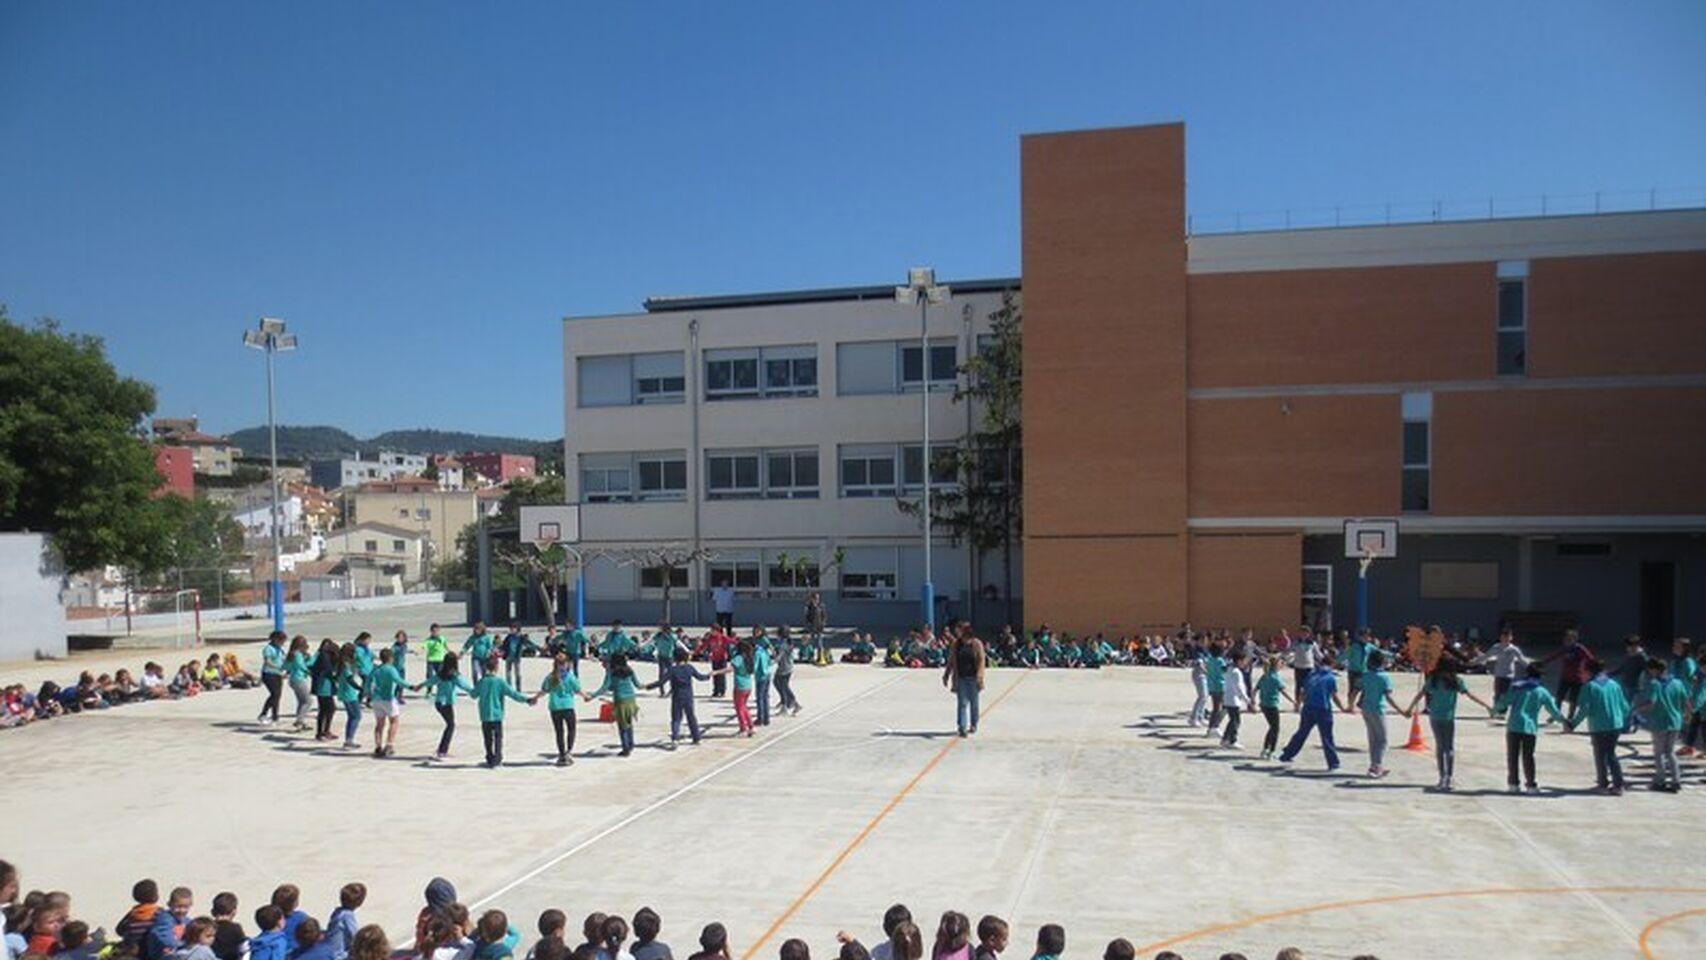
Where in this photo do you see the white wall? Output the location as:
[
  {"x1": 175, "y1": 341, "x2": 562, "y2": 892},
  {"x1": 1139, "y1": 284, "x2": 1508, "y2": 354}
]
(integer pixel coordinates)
[{"x1": 0, "y1": 533, "x2": 68, "y2": 660}]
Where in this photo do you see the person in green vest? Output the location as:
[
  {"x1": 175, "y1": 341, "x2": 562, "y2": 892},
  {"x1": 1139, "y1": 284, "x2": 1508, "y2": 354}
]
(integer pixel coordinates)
[
  {"x1": 1405, "y1": 656, "x2": 1492, "y2": 792},
  {"x1": 473, "y1": 654, "x2": 537, "y2": 767},
  {"x1": 1254, "y1": 655, "x2": 1295, "y2": 760},
  {"x1": 463, "y1": 621, "x2": 496, "y2": 682},
  {"x1": 1639, "y1": 656, "x2": 1689, "y2": 792},
  {"x1": 367, "y1": 647, "x2": 406, "y2": 758},
  {"x1": 1492, "y1": 663, "x2": 1567, "y2": 794},
  {"x1": 1565, "y1": 658, "x2": 1633, "y2": 795},
  {"x1": 588, "y1": 653, "x2": 644, "y2": 756},
  {"x1": 563, "y1": 621, "x2": 589, "y2": 674},
  {"x1": 599, "y1": 620, "x2": 634, "y2": 662},
  {"x1": 540, "y1": 652, "x2": 583, "y2": 766},
  {"x1": 422, "y1": 623, "x2": 449, "y2": 680},
  {"x1": 335, "y1": 643, "x2": 367, "y2": 750},
  {"x1": 412, "y1": 652, "x2": 475, "y2": 761},
  {"x1": 285, "y1": 635, "x2": 314, "y2": 732}
]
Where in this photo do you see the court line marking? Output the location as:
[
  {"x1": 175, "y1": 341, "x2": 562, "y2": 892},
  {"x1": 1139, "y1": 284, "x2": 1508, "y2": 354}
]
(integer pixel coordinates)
[
  {"x1": 1640, "y1": 906, "x2": 1706, "y2": 959},
  {"x1": 1133, "y1": 886, "x2": 1706, "y2": 955},
  {"x1": 462, "y1": 672, "x2": 909, "y2": 914},
  {"x1": 1472, "y1": 791, "x2": 1642, "y2": 942},
  {"x1": 739, "y1": 673, "x2": 1030, "y2": 960}
]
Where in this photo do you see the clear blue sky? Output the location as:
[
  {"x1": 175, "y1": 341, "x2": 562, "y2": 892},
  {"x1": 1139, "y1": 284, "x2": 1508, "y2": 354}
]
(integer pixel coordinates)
[{"x1": 3, "y1": 1, "x2": 1703, "y2": 440}]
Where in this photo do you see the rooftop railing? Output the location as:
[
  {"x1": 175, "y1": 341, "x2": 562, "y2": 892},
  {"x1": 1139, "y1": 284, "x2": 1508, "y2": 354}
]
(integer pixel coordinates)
[{"x1": 1186, "y1": 186, "x2": 1706, "y2": 236}]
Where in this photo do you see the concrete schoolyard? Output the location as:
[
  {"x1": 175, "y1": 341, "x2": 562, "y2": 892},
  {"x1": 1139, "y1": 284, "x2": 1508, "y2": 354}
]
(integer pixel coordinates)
[{"x1": 2, "y1": 648, "x2": 1702, "y2": 960}]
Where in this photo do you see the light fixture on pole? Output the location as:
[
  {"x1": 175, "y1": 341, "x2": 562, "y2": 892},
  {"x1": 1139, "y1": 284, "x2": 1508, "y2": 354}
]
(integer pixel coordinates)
[
  {"x1": 895, "y1": 267, "x2": 950, "y2": 632},
  {"x1": 243, "y1": 317, "x2": 298, "y2": 633}
]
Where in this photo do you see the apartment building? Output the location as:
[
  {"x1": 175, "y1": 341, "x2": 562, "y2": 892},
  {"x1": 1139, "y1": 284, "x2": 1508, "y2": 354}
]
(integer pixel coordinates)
[
  {"x1": 309, "y1": 451, "x2": 428, "y2": 490},
  {"x1": 462, "y1": 451, "x2": 537, "y2": 484},
  {"x1": 1022, "y1": 122, "x2": 1706, "y2": 641},
  {"x1": 562, "y1": 281, "x2": 1020, "y2": 628},
  {"x1": 348, "y1": 481, "x2": 478, "y2": 570}
]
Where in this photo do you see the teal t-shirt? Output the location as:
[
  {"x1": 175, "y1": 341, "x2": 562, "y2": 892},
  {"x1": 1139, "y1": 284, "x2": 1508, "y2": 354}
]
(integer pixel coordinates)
[
  {"x1": 390, "y1": 642, "x2": 408, "y2": 681},
  {"x1": 285, "y1": 651, "x2": 310, "y2": 682},
  {"x1": 336, "y1": 665, "x2": 362, "y2": 704},
  {"x1": 1256, "y1": 671, "x2": 1285, "y2": 709},
  {"x1": 261, "y1": 643, "x2": 286, "y2": 675},
  {"x1": 731, "y1": 654, "x2": 755, "y2": 692},
  {"x1": 542, "y1": 670, "x2": 582, "y2": 711},
  {"x1": 592, "y1": 670, "x2": 642, "y2": 702},
  {"x1": 1360, "y1": 670, "x2": 1393, "y2": 715},
  {"x1": 429, "y1": 673, "x2": 475, "y2": 706},
  {"x1": 367, "y1": 664, "x2": 404, "y2": 701},
  {"x1": 1346, "y1": 640, "x2": 1371, "y2": 673},
  {"x1": 565, "y1": 629, "x2": 588, "y2": 656},
  {"x1": 1424, "y1": 675, "x2": 1466, "y2": 721},
  {"x1": 1646, "y1": 676, "x2": 1690, "y2": 732},
  {"x1": 474, "y1": 675, "x2": 529, "y2": 722},
  {"x1": 466, "y1": 633, "x2": 495, "y2": 661},
  {"x1": 1204, "y1": 655, "x2": 1226, "y2": 692},
  {"x1": 353, "y1": 644, "x2": 375, "y2": 677}
]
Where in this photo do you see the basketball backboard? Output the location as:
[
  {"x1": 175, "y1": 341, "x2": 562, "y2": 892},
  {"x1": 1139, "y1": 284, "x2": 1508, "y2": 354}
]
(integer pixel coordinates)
[
  {"x1": 1343, "y1": 517, "x2": 1398, "y2": 558},
  {"x1": 520, "y1": 504, "x2": 580, "y2": 545}
]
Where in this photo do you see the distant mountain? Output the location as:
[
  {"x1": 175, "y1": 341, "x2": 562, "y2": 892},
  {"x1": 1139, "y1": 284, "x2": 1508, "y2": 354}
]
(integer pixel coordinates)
[{"x1": 228, "y1": 425, "x2": 553, "y2": 461}]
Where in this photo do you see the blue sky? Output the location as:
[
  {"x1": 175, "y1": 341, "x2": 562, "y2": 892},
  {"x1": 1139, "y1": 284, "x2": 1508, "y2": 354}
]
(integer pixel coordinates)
[{"x1": 2, "y1": 1, "x2": 1703, "y2": 440}]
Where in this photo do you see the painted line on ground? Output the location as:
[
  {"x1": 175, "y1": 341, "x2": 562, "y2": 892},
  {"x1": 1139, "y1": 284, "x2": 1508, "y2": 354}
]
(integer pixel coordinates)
[
  {"x1": 739, "y1": 673, "x2": 1030, "y2": 960},
  {"x1": 463, "y1": 672, "x2": 909, "y2": 913},
  {"x1": 1133, "y1": 886, "x2": 1706, "y2": 955},
  {"x1": 1472, "y1": 791, "x2": 1642, "y2": 942},
  {"x1": 1640, "y1": 906, "x2": 1706, "y2": 959}
]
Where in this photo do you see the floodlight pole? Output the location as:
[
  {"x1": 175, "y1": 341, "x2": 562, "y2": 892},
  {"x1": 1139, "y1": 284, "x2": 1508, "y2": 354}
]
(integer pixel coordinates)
[
  {"x1": 264, "y1": 342, "x2": 283, "y2": 633},
  {"x1": 897, "y1": 269, "x2": 949, "y2": 632}
]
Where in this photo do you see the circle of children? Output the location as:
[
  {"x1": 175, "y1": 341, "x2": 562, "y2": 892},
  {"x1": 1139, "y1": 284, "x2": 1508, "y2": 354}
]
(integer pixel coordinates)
[
  {"x1": 1181, "y1": 624, "x2": 1706, "y2": 795},
  {"x1": 0, "y1": 862, "x2": 1374, "y2": 960}
]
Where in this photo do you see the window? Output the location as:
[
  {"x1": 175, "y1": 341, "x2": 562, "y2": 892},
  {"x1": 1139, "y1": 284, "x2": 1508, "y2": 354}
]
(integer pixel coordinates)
[
  {"x1": 1401, "y1": 392, "x2": 1431, "y2": 513},
  {"x1": 576, "y1": 352, "x2": 685, "y2": 407},
  {"x1": 639, "y1": 566, "x2": 689, "y2": 589},
  {"x1": 706, "y1": 451, "x2": 762, "y2": 499},
  {"x1": 579, "y1": 454, "x2": 634, "y2": 503},
  {"x1": 364, "y1": 539, "x2": 379, "y2": 552},
  {"x1": 840, "y1": 547, "x2": 899, "y2": 600},
  {"x1": 1301, "y1": 564, "x2": 1333, "y2": 631},
  {"x1": 837, "y1": 338, "x2": 956, "y2": 395},
  {"x1": 1497, "y1": 261, "x2": 1528, "y2": 376},
  {"x1": 900, "y1": 338, "x2": 958, "y2": 391},
  {"x1": 705, "y1": 345, "x2": 816, "y2": 401},
  {"x1": 839, "y1": 444, "x2": 898, "y2": 497},
  {"x1": 392, "y1": 539, "x2": 406, "y2": 552},
  {"x1": 765, "y1": 448, "x2": 819, "y2": 499},
  {"x1": 415, "y1": 508, "x2": 431, "y2": 519},
  {"x1": 398, "y1": 509, "x2": 409, "y2": 519},
  {"x1": 633, "y1": 352, "x2": 686, "y2": 404},
  {"x1": 707, "y1": 557, "x2": 763, "y2": 596},
  {"x1": 635, "y1": 453, "x2": 688, "y2": 500},
  {"x1": 901, "y1": 443, "x2": 959, "y2": 492},
  {"x1": 1419, "y1": 561, "x2": 1500, "y2": 600},
  {"x1": 768, "y1": 556, "x2": 820, "y2": 594}
]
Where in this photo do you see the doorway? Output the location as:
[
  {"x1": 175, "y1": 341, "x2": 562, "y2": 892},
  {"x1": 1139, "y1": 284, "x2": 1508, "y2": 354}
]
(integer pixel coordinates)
[{"x1": 1639, "y1": 561, "x2": 1676, "y2": 642}]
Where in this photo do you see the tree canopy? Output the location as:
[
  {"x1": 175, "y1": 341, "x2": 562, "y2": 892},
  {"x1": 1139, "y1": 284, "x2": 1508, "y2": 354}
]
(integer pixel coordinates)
[{"x1": 0, "y1": 308, "x2": 171, "y2": 571}]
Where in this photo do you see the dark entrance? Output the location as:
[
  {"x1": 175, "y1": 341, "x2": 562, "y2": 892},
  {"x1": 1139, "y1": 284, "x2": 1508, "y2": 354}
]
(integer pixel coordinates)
[{"x1": 1639, "y1": 561, "x2": 1676, "y2": 642}]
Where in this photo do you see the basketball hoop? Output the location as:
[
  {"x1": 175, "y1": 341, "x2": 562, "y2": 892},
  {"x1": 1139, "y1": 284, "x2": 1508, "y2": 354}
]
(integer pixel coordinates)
[{"x1": 1357, "y1": 549, "x2": 1376, "y2": 578}]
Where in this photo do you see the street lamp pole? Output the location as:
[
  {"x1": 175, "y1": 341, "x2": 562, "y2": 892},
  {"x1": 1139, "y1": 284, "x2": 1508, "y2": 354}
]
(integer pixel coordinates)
[
  {"x1": 895, "y1": 268, "x2": 950, "y2": 631},
  {"x1": 244, "y1": 318, "x2": 298, "y2": 633}
]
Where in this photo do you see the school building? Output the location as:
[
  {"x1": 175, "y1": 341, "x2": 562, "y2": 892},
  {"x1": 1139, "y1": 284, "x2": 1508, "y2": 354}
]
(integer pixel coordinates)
[
  {"x1": 1021, "y1": 123, "x2": 1706, "y2": 642},
  {"x1": 561, "y1": 121, "x2": 1705, "y2": 642}
]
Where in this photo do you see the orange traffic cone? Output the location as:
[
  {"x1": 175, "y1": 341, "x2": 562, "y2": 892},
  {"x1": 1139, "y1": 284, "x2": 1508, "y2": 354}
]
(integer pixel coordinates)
[{"x1": 1403, "y1": 713, "x2": 1429, "y2": 753}]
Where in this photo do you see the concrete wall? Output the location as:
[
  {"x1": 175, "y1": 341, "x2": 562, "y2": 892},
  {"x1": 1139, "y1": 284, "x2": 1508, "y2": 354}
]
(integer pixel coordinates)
[{"x1": 0, "y1": 534, "x2": 68, "y2": 660}]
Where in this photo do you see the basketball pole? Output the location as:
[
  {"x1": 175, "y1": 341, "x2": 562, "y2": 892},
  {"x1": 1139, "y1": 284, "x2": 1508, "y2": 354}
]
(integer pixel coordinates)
[{"x1": 1356, "y1": 551, "x2": 1374, "y2": 635}]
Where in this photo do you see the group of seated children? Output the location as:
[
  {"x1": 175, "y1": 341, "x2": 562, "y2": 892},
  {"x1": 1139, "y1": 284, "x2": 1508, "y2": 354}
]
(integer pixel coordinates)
[
  {"x1": 0, "y1": 653, "x2": 255, "y2": 732},
  {"x1": 0, "y1": 859, "x2": 1352, "y2": 960}
]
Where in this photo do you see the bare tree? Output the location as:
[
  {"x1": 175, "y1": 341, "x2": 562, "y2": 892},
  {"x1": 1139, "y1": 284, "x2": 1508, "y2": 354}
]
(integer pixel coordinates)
[
  {"x1": 493, "y1": 541, "x2": 576, "y2": 629},
  {"x1": 598, "y1": 544, "x2": 718, "y2": 625}
]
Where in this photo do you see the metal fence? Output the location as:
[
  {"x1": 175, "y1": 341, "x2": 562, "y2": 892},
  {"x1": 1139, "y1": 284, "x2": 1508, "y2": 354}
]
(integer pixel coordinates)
[{"x1": 1186, "y1": 186, "x2": 1706, "y2": 236}]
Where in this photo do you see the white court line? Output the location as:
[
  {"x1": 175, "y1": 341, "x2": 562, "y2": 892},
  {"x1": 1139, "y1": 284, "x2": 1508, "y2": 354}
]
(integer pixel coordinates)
[
  {"x1": 1473, "y1": 794, "x2": 1643, "y2": 944},
  {"x1": 463, "y1": 672, "x2": 910, "y2": 912}
]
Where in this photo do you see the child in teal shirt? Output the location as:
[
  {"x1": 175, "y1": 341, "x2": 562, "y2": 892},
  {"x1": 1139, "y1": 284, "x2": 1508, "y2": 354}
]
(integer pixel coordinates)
[
  {"x1": 1640, "y1": 657, "x2": 1689, "y2": 791},
  {"x1": 589, "y1": 653, "x2": 643, "y2": 757},
  {"x1": 1254, "y1": 656, "x2": 1295, "y2": 759},
  {"x1": 540, "y1": 652, "x2": 584, "y2": 766},
  {"x1": 1492, "y1": 663, "x2": 1567, "y2": 793},
  {"x1": 473, "y1": 655, "x2": 536, "y2": 767},
  {"x1": 366, "y1": 648, "x2": 405, "y2": 759},
  {"x1": 413, "y1": 653, "x2": 476, "y2": 760}
]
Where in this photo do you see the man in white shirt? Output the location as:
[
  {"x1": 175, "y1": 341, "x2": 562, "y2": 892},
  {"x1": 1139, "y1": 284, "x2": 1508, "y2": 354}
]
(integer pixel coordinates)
[
  {"x1": 711, "y1": 584, "x2": 735, "y2": 630},
  {"x1": 1289, "y1": 628, "x2": 1321, "y2": 711}
]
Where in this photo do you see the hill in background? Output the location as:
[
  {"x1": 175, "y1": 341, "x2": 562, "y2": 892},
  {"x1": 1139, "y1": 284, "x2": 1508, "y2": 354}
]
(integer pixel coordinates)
[{"x1": 228, "y1": 425, "x2": 557, "y2": 462}]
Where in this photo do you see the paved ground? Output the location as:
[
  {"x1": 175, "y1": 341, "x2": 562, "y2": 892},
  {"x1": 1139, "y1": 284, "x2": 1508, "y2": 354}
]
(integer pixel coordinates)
[{"x1": 3, "y1": 658, "x2": 1702, "y2": 960}]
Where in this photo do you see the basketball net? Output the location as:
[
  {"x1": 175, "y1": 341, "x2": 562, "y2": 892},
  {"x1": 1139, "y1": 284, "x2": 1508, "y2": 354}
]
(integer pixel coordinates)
[{"x1": 1357, "y1": 549, "x2": 1376, "y2": 577}]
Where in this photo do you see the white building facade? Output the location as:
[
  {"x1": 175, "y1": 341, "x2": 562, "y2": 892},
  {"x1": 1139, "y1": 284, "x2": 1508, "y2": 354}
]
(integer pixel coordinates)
[{"x1": 563, "y1": 279, "x2": 1023, "y2": 629}]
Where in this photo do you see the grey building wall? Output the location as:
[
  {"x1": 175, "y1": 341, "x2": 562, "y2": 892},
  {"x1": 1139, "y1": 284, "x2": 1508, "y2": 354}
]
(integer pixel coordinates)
[
  {"x1": 1303, "y1": 532, "x2": 1704, "y2": 651},
  {"x1": 0, "y1": 533, "x2": 68, "y2": 661}
]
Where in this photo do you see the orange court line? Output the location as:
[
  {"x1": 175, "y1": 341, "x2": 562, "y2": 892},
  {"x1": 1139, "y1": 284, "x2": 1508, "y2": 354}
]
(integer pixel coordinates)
[
  {"x1": 1639, "y1": 906, "x2": 1706, "y2": 959},
  {"x1": 1135, "y1": 886, "x2": 1706, "y2": 955},
  {"x1": 738, "y1": 673, "x2": 1030, "y2": 960}
]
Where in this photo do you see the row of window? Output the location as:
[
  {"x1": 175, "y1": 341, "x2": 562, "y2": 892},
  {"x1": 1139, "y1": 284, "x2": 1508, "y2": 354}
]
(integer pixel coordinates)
[
  {"x1": 629, "y1": 549, "x2": 898, "y2": 601},
  {"x1": 576, "y1": 338, "x2": 961, "y2": 408},
  {"x1": 578, "y1": 443, "x2": 971, "y2": 502}
]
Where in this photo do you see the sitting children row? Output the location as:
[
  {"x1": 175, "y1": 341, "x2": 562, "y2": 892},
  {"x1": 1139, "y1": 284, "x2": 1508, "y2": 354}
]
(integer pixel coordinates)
[
  {"x1": 0, "y1": 862, "x2": 1357, "y2": 960},
  {"x1": 2, "y1": 656, "x2": 256, "y2": 731}
]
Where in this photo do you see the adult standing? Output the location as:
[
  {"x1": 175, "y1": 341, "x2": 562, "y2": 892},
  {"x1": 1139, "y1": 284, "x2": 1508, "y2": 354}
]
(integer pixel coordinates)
[
  {"x1": 804, "y1": 591, "x2": 828, "y2": 666},
  {"x1": 712, "y1": 584, "x2": 736, "y2": 630},
  {"x1": 943, "y1": 622, "x2": 986, "y2": 738},
  {"x1": 257, "y1": 630, "x2": 287, "y2": 724}
]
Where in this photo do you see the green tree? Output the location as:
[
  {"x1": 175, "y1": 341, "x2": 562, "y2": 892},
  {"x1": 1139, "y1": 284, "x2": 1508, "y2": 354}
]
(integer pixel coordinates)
[
  {"x1": 133, "y1": 494, "x2": 249, "y2": 608},
  {"x1": 900, "y1": 292, "x2": 1022, "y2": 626},
  {"x1": 442, "y1": 474, "x2": 568, "y2": 593},
  {"x1": 0, "y1": 309, "x2": 171, "y2": 571}
]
